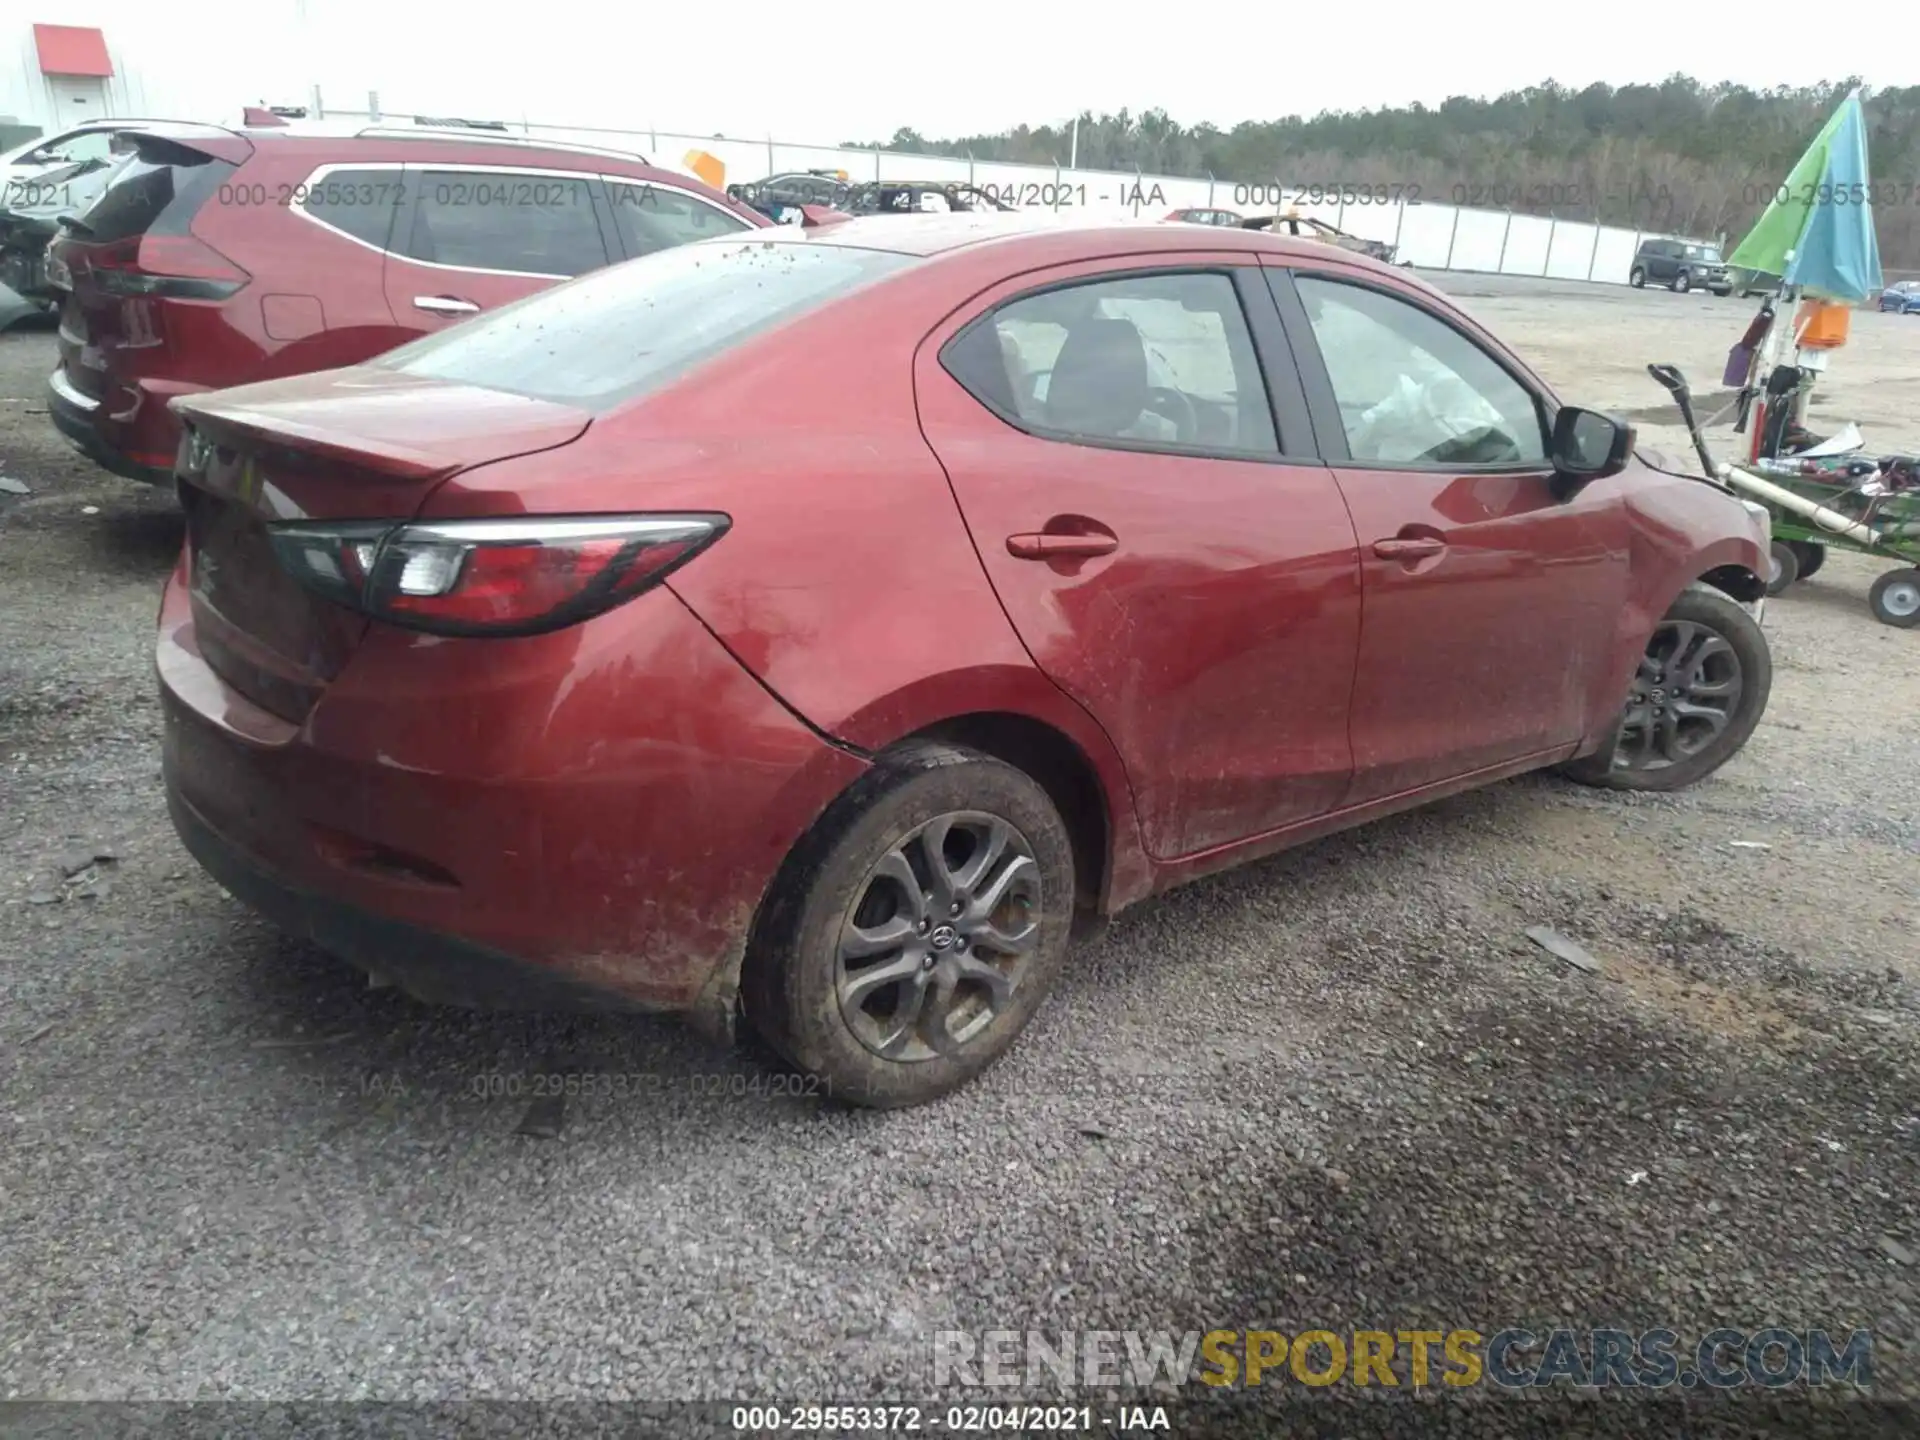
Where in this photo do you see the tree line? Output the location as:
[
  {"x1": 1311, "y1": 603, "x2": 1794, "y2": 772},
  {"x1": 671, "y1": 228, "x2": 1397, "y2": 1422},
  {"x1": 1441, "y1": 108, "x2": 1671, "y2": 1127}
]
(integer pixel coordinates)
[{"x1": 849, "y1": 77, "x2": 1920, "y2": 265}]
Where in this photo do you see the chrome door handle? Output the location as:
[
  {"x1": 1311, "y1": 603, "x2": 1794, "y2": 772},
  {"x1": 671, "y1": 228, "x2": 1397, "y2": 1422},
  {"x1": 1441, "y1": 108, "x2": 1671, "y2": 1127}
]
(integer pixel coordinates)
[
  {"x1": 1372, "y1": 536, "x2": 1446, "y2": 560},
  {"x1": 1007, "y1": 532, "x2": 1119, "y2": 560},
  {"x1": 414, "y1": 295, "x2": 481, "y2": 315}
]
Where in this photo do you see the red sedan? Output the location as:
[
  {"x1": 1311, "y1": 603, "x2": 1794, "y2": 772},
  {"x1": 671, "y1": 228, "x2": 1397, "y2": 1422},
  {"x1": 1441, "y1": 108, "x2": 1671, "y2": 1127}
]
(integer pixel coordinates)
[{"x1": 159, "y1": 217, "x2": 1773, "y2": 1107}]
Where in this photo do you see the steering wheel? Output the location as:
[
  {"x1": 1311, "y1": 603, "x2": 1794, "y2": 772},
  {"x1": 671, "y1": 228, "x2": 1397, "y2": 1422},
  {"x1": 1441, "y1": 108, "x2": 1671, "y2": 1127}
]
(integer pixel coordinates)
[{"x1": 1144, "y1": 386, "x2": 1199, "y2": 443}]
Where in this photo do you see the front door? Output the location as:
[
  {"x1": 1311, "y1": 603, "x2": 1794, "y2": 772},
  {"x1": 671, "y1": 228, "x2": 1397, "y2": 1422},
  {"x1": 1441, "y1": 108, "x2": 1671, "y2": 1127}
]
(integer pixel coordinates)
[
  {"x1": 1273, "y1": 267, "x2": 1630, "y2": 806},
  {"x1": 916, "y1": 259, "x2": 1363, "y2": 859},
  {"x1": 381, "y1": 166, "x2": 616, "y2": 336}
]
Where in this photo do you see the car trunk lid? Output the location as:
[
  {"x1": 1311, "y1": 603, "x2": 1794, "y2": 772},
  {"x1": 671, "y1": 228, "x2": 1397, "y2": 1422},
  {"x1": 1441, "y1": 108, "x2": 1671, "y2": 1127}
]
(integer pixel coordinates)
[{"x1": 172, "y1": 368, "x2": 592, "y2": 722}]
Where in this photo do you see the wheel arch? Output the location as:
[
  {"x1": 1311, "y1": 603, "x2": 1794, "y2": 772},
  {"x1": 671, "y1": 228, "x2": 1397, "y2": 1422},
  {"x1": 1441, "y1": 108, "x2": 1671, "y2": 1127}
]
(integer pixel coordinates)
[
  {"x1": 822, "y1": 669, "x2": 1155, "y2": 914},
  {"x1": 1578, "y1": 534, "x2": 1768, "y2": 757},
  {"x1": 1695, "y1": 562, "x2": 1768, "y2": 604},
  {"x1": 903, "y1": 710, "x2": 1118, "y2": 930}
]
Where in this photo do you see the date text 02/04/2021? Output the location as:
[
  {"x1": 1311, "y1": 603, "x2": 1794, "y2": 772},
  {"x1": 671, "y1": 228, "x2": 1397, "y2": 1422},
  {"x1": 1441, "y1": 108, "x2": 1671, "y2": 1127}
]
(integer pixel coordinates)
[
  {"x1": 974, "y1": 182, "x2": 1166, "y2": 208},
  {"x1": 729, "y1": 1404, "x2": 1167, "y2": 1432}
]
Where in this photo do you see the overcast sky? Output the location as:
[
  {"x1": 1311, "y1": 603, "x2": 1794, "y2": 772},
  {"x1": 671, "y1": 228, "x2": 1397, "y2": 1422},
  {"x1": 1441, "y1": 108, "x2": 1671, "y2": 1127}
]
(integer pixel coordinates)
[{"x1": 260, "y1": 0, "x2": 1889, "y2": 142}]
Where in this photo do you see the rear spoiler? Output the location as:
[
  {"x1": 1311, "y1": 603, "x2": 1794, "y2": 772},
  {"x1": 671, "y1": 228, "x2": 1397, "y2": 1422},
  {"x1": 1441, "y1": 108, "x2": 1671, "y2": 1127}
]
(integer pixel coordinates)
[
  {"x1": 122, "y1": 124, "x2": 256, "y2": 167},
  {"x1": 170, "y1": 395, "x2": 463, "y2": 481}
]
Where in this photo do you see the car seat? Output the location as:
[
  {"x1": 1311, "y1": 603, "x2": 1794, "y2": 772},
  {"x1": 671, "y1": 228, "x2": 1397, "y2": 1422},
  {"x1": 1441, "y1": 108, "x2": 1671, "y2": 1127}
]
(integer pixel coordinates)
[{"x1": 1044, "y1": 316, "x2": 1149, "y2": 439}]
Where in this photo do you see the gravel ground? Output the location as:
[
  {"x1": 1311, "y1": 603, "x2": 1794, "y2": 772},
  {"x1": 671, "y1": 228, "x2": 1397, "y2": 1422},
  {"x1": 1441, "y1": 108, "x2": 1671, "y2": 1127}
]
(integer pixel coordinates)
[{"x1": 3, "y1": 284, "x2": 1919, "y2": 1435}]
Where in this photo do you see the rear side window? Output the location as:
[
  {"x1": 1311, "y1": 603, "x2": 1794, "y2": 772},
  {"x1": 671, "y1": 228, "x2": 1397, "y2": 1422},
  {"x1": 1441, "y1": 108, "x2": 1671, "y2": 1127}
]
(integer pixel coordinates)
[
  {"x1": 76, "y1": 140, "x2": 235, "y2": 244},
  {"x1": 943, "y1": 271, "x2": 1278, "y2": 456},
  {"x1": 297, "y1": 168, "x2": 402, "y2": 249},
  {"x1": 400, "y1": 170, "x2": 608, "y2": 277},
  {"x1": 608, "y1": 180, "x2": 751, "y2": 257},
  {"x1": 375, "y1": 238, "x2": 914, "y2": 412}
]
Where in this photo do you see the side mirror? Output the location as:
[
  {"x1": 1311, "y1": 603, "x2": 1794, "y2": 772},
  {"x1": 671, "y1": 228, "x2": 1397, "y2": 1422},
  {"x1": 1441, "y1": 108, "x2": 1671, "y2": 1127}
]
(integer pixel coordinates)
[{"x1": 1549, "y1": 406, "x2": 1634, "y2": 498}]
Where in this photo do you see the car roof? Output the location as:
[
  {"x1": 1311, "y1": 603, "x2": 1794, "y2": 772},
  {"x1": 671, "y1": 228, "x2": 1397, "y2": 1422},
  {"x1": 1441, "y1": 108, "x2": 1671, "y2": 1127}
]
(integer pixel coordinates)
[
  {"x1": 120, "y1": 119, "x2": 659, "y2": 169},
  {"x1": 755, "y1": 212, "x2": 1413, "y2": 271},
  {"x1": 116, "y1": 120, "x2": 707, "y2": 179}
]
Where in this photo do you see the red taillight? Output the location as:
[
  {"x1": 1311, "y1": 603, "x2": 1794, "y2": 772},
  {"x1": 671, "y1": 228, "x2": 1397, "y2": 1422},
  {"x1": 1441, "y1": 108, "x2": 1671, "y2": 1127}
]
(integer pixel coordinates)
[
  {"x1": 92, "y1": 236, "x2": 249, "y2": 300},
  {"x1": 268, "y1": 515, "x2": 728, "y2": 636}
]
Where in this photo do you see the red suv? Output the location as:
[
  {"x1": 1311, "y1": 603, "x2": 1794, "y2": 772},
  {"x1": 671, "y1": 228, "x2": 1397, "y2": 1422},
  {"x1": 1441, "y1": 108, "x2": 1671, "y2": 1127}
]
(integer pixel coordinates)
[
  {"x1": 158, "y1": 218, "x2": 1772, "y2": 1108},
  {"x1": 45, "y1": 121, "x2": 768, "y2": 484}
]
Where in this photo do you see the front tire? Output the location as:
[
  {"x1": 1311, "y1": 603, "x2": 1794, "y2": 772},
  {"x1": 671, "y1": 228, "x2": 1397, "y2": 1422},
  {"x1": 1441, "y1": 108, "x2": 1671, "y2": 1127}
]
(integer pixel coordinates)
[
  {"x1": 1672, "y1": 271, "x2": 1692, "y2": 293},
  {"x1": 742, "y1": 741, "x2": 1076, "y2": 1108},
  {"x1": 1560, "y1": 585, "x2": 1772, "y2": 792}
]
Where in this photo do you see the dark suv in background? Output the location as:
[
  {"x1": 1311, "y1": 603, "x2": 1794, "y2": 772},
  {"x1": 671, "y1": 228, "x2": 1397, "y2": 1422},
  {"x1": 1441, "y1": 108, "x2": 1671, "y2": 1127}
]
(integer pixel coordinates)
[
  {"x1": 45, "y1": 121, "x2": 767, "y2": 483},
  {"x1": 1629, "y1": 237, "x2": 1732, "y2": 295}
]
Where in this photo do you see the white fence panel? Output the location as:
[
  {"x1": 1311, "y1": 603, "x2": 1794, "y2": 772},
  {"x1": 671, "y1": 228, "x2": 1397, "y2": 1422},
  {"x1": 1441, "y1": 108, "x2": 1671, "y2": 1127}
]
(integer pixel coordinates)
[
  {"x1": 1545, "y1": 219, "x2": 1596, "y2": 279},
  {"x1": 1448, "y1": 209, "x2": 1515, "y2": 271},
  {"x1": 1592, "y1": 227, "x2": 1644, "y2": 285},
  {"x1": 1394, "y1": 204, "x2": 1465, "y2": 269},
  {"x1": 1498, "y1": 214, "x2": 1554, "y2": 274}
]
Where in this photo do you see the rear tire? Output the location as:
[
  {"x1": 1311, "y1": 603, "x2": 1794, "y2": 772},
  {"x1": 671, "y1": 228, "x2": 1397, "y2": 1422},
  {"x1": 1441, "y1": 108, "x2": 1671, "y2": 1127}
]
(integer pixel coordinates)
[
  {"x1": 1560, "y1": 584, "x2": 1772, "y2": 792},
  {"x1": 1787, "y1": 540, "x2": 1827, "y2": 578},
  {"x1": 741, "y1": 741, "x2": 1076, "y2": 1109},
  {"x1": 1629, "y1": 266, "x2": 1647, "y2": 288},
  {"x1": 1765, "y1": 540, "x2": 1800, "y2": 596},
  {"x1": 1869, "y1": 568, "x2": 1920, "y2": 628}
]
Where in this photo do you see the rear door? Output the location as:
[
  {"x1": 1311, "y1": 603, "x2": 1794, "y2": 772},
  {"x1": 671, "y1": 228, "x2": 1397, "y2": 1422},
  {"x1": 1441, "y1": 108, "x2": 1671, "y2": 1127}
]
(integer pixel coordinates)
[
  {"x1": 1269, "y1": 264, "x2": 1629, "y2": 805},
  {"x1": 916, "y1": 257, "x2": 1363, "y2": 859},
  {"x1": 382, "y1": 165, "x2": 616, "y2": 333}
]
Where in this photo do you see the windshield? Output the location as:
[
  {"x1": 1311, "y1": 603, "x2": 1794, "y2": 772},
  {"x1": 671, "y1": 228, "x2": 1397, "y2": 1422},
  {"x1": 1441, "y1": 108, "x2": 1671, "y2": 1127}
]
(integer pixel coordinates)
[{"x1": 375, "y1": 238, "x2": 915, "y2": 412}]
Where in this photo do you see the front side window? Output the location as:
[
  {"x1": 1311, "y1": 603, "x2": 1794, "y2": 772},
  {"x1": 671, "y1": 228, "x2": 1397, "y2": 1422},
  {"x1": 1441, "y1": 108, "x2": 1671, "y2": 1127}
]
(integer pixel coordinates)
[
  {"x1": 401, "y1": 170, "x2": 608, "y2": 277},
  {"x1": 1292, "y1": 275, "x2": 1546, "y2": 467},
  {"x1": 608, "y1": 180, "x2": 751, "y2": 257},
  {"x1": 376, "y1": 237, "x2": 914, "y2": 412},
  {"x1": 942, "y1": 270, "x2": 1278, "y2": 456}
]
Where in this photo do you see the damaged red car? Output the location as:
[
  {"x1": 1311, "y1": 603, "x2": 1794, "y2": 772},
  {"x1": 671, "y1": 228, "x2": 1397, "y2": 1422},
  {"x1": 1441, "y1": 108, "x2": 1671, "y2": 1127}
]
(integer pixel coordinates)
[{"x1": 159, "y1": 217, "x2": 1772, "y2": 1107}]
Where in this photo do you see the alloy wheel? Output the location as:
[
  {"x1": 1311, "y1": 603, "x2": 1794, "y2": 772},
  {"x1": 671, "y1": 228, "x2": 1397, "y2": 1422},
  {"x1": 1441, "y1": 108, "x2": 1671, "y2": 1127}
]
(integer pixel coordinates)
[
  {"x1": 1613, "y1": 617, "x2": 1745, "y2": 771},
  {"x1": 834, "y1": 811, "x2": 1041, "y2": 1062}
]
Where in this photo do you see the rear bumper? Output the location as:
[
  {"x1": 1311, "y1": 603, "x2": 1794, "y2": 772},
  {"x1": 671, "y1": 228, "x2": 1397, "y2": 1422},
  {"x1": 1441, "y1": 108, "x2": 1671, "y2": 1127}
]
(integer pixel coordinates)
[
  {"x1": 158, "y1": 564, "x2": 868, "y2": 1016},
  {"x1": 169, "y1": 784, "x2": 631, "y2": 1010},
  {"x1": 46, "y1": 365, "x2": 174, "y2": 485}
]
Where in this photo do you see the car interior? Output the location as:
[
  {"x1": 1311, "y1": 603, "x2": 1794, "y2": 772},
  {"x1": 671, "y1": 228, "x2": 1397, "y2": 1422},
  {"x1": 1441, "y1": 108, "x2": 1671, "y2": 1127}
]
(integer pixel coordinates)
[{"x1": 984, "y1": 278, "x2": 1274, "y2": 453}]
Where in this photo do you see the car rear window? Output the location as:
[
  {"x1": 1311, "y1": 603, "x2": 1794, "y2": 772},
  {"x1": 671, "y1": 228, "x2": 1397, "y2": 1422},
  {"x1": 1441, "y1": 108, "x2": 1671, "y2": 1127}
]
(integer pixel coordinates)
[
  {"x1": 75, "y1": 138, "x2": 234, "y2": 244},
  {"x1": 374, "y1": 237, "x2": 915, "y2": 411}
]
